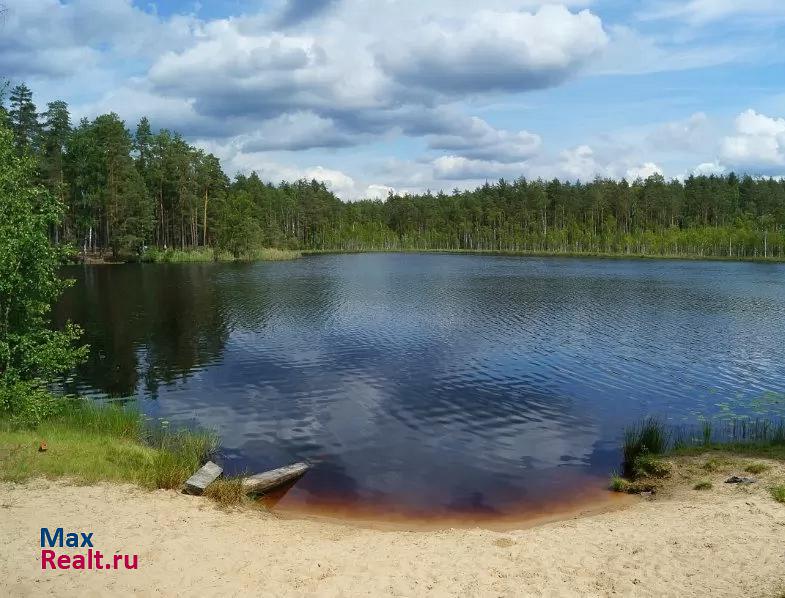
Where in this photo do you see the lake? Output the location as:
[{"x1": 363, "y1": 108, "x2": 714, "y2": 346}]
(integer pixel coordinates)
[{"x1": 56, "y1": 254, "x2": 785, "y2": 521}]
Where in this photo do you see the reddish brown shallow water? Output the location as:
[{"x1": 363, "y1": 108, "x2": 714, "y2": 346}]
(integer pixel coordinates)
[{"x1": 260, "y1": 473, "x2": 633, "y2": 530}]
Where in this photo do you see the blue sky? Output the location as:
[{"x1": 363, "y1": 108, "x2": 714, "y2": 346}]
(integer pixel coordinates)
[{"x1": 2, "y1": 0, "x2": 785, "y2": 198}]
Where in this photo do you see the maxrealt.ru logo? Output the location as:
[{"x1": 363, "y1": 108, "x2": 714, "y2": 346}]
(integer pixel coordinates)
[{"x1": 40, "y1": 528, "x2": 139, "y2": 570}]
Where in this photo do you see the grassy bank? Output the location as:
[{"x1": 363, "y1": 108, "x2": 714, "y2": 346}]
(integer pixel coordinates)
[
  {"x1": 0, "y1": 402, "x2": 217, "y2": 491},
  {"x1": 301, "y1": 247, "x2": 785, "y2": 264},
  {"x1": 76, "y1": 246, "x2": 785, "y2": 265},
  {"x1": 611, "y1": 418, "x2": 785, "y2": 503},
  {"x1": 139, "y1": 247, "x2": 302, "y2": 263}
]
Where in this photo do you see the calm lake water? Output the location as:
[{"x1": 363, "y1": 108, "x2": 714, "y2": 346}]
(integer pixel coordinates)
[{"x1": 56, "y1": 254, "x2": 785, "y2": 520}]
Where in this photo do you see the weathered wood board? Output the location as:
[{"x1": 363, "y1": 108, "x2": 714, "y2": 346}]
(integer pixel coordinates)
[
  {"x1": 242, "y1": 462, "x2": 310, "y2": 495},
  {"x1": 184, "y1": 461, "x2": 223, "y2": 495}
]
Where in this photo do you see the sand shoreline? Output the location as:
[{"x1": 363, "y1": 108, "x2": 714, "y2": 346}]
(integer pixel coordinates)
[
  {"x1": 2, "y1": 477, "x2": 784, "y2": 597},
  {"x1": 265, "y1": 490, "x2": 636, "y2": 533}
]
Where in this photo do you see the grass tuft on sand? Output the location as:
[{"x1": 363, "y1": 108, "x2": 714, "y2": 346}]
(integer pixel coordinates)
[
  {"x1": 772, "y1": 485, "x2": 785, "y2": 504},
  {"x1": 203, "y1": 477, "x2": 250, "y2": 508},
  {"x1": 745, "y1": 463, "x2": 771, "y2": 475},
  {"x1": 622, "y1": 418, "x2": 668, "y2": 477}
]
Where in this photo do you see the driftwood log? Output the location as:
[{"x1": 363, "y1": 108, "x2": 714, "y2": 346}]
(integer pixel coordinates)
[
  {"x1": 242, "y1": 462, "x2": 310, "y2": 495},
  {"x1": 184, "y1": 461, "x2": 223, "y2": 495}
]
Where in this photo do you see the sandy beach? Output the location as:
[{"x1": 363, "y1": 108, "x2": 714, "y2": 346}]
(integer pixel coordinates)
[{"x1": 1, "y1": 473, "x2": 784, "y2": 598}]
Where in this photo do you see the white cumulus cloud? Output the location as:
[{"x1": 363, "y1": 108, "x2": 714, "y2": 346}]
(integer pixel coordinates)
[{"x1": 722, "y1": 109, "x2": 785, "y2": 168}]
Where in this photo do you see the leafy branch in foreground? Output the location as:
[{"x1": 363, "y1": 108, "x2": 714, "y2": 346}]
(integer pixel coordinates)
[{"x1": 0, "y1": 122, "x2": 87, "y2": 424}]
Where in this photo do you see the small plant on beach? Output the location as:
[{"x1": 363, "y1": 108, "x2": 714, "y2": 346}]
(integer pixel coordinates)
[
  {"x1": 772, "y1": 485, "x2": 785, "y2": 504},
  {"x1": 609, "y1": 472, "x2": 658, "y2": 494},
  {"x1": 203, "y1": 477, "x2": 248, "y2": 508},
  {"x1": 622, "y1": 418, "x2": 668, "y2": 478},
  {"x1": 745, "y1": 463, "x2": 770, "y2": 475},
  {"x1": 702, "y1": 458, "x2": 726, "y2": 472},
  {"x1": 632, "y1": 454, "x2": 672, "y2": 479},
  {"x1": 610, "y1": 475, "x2": 629, "y2": 492},
  {"x1": 693, "y1": 481, "x2": 713, "y2": 491},
  {"x1": 146, "y1": 425, "x2": 218, "y2": 489}
]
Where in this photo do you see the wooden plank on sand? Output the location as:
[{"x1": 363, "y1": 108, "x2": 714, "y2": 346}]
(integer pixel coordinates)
[
  {"x1": 242, "y1": 462, "x2": 310, "y2": 495},
  {"x1": 184, "y1": 461, "x2": 223, "y2": 495}
]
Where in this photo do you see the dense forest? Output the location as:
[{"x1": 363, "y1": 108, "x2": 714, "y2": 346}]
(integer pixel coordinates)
[{"x1": 2, "y1": 81, "x2": 785, "y2": 260}]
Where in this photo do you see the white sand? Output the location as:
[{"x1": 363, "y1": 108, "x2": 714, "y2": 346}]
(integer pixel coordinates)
[{"x1": 1, "y1": 476, "x2": 784, "y2": 597}]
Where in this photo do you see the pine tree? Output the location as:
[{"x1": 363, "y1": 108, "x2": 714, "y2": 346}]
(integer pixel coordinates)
[
  {"x1": 0, "y1": 79, "x2": 10, "y2": 128},
  {"x1": 8, "y1": 83, "x2": 39, "y2": 154}
]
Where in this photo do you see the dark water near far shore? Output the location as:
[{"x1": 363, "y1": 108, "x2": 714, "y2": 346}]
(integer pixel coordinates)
[{"x1": 55, "y1": 254, "x2": 785, "y2": 520}]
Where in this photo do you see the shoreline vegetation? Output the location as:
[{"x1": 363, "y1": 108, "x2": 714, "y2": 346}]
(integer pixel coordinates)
[
  {"x1": 0, "y1": 402, "x2": 217, "y2": 492},
  {"x1": 139, "y1": 246, "x2": 302, "y2": 264},
  {"x1": 72, "y1": 246, "x2": 785, "y2": 266},
  {"x1": 304, "y1": 247, "x2": 785, "y2": 263},
  {"x1": 611, "y1": 418, "x2": 785, "y2": 503},
  {"x1": 72, "y1": 246, "x2": 302, "y2": 264},
  {"x1": 0, "y1": 120, "x2": 243, "y2": 509}
]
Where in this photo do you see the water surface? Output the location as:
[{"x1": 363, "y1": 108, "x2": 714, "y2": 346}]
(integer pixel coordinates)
[{"x1": 56, "y1": 254, "x2": 785, "y2": 520}]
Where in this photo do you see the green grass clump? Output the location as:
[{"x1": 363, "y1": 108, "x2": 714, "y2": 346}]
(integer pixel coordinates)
[
  {"x1": 632, "y1": 454, "x2": 672, "y2": 479},
  {"x1": 140, "y1": 246, "x2": 301, "y2": 263},
  {"x1": 609, "y1": 473, "x2": 658, "y2": 494},
  {"x1": 745, "y1": 463, "x2": 770, "y2": 475},
  {"x1": 141, "y1": 247, "x2": 220, "y2": 263},
  {"x1": 0, "y1": 403, "x2": 216, "y2": 491},
  {"x1": 610, "y1": 475, "x2": 628, "y2": 492},
  {"x1": 247, "y1": 248, "x2": 302, "y2": 261},
  {"x1": 693, "y1": 481, "x2": 713, "y2": 491},
  {"x1": 701, "y1": 457, "x2": 731, "y2": 472},
  {"x1": 772, "y1": 486, "x2": 785, "y2": 504},
  {"x1": 203, "y1": 477, "x2": 248, "y2": 508},
  {"x1": 622, "y1": 418, "x2": 668, "y2": 477}
]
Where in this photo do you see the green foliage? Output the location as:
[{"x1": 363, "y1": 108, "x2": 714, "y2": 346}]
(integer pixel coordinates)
[
  {"x1": 0, "y1": 79, "x2": 9, "y2": 127},
  {"x1": 0, "y1": 122, "x2": 87, "y2": 425},
  {"x1": 203, "y1": 477, "x2": 248, "y2": 508},
  {"x1": 138, "y1": 246, "x2": 300, "y2": 263},
  {"x1": 0, "y1": 381, "x2": 72, "y2": 426},
  {"x1": 0, "y1": 403, "x2": 217, "y2": 491},
  {"x1": 65, "y1": 113, "x2": 154, "y2": 257},
  {"x1": 214, "y1": 190, "x2": 263, "y2": 258},
  {"x1": 702, "y1": 458, "x2": 729, "y2": 472},
  {"x1": 7, "y1": 81, "x2": 785, "y2": 261},
  {"x1": 140, "y1": 247, "x2": 220, "y2": 263},
  {"x1": 693, "y1": 481, "x2": 713, "y2": 491},
  {"x1": 247, "y1": 247, "x2": 302, "y2": 261},
  {"x1": 702, "y1": 420, "x2": 713, "y2": 446},
  {"x1": 672, "y1": 418, "x2": 785, "y2": 451},
  {"x1": 622, "y1": 418, "x2": 668, "y2": 477},
  {"x1": 8, "y1": 83, "x2": 39, "y2": 153},
  {"x1": 772, "y1": 485, "x2": 785, "y2": 504},
  {"x1": 632, "y1": 454, "x2": 672, "y2": 479},
  {"x1": 144, "y1": 422, "x2": 218, "y2": 489},
  {"x1": 608, "y1": 476, "x2": 658, "y2": 494},
  {"x1": 609, "y1": 475, "x2": 628, "y2": 492}
]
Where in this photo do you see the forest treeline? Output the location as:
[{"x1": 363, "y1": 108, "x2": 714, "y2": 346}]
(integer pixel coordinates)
[{"x1": 3, "y1": 81, "x2": 785, "y2": 260}]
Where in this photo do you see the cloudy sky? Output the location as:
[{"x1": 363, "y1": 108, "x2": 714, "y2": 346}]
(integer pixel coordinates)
[{"x1": 2, "y1": 0, "x2": 785, "y2": 199}]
